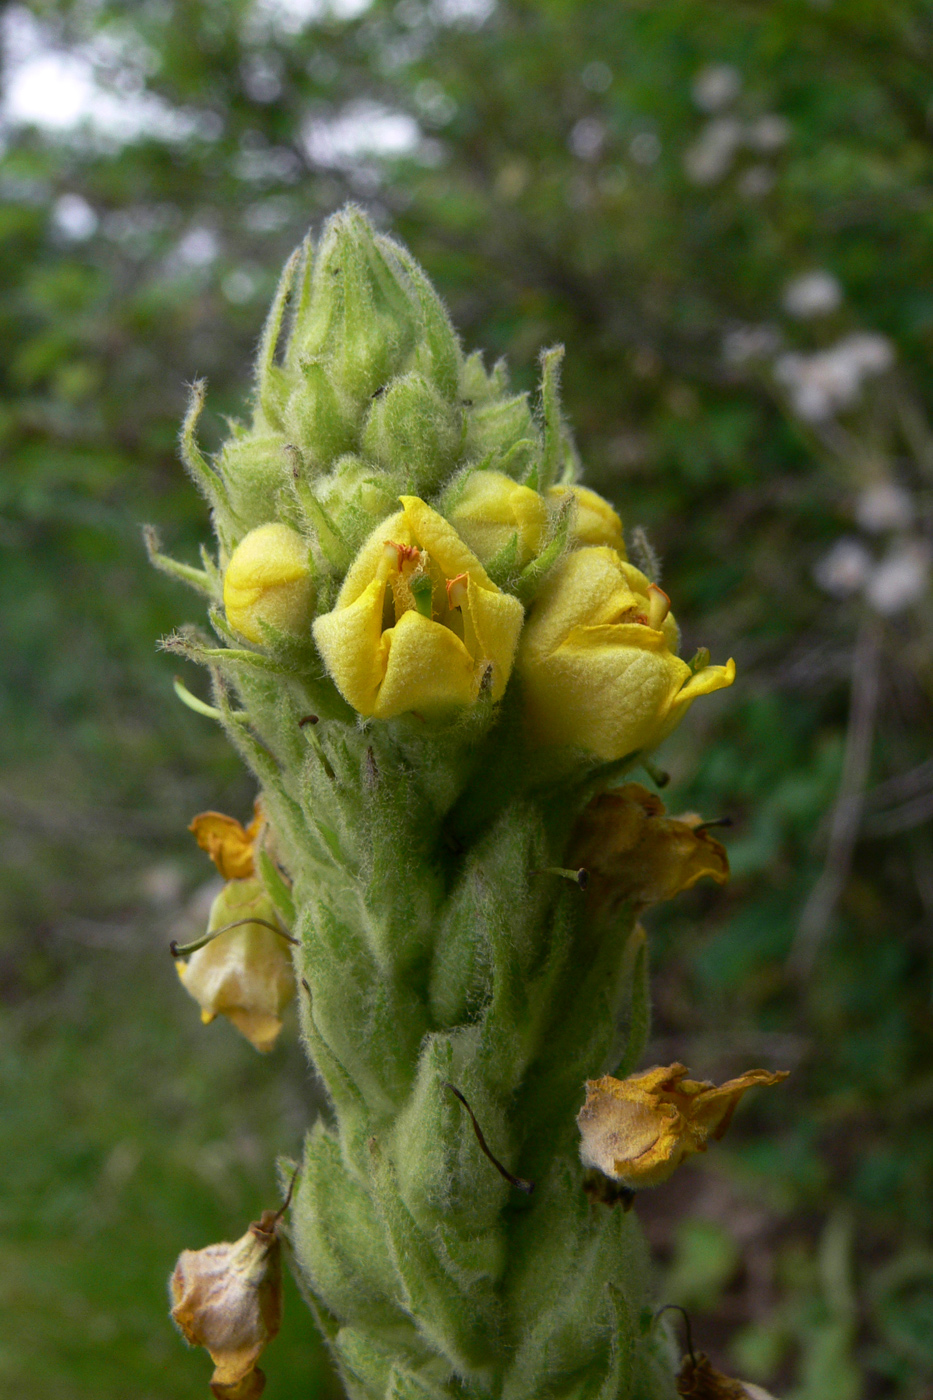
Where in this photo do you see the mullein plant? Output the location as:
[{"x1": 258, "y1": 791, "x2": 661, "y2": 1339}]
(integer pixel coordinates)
[{"x1": 150, "y1": 207, "x2": 787, "y2": 1400}]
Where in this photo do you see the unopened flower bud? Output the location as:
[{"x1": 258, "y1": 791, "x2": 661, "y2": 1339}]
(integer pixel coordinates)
[
  {"x1": 223, "y1": 523, "x2": 313, "y2": 644},
  {"x1": 176, "y1": 877, "x2": 295, "y2": 1053},
  {"x1": 445, "y1": 469, "x2": 549, "y2": 567},
  {"x1": 577, "y1": 1063, "x2": 788, "y2": 1189},
  {"x1": 170, "y1": 1208, "x2": 285, "y2": 1399}
]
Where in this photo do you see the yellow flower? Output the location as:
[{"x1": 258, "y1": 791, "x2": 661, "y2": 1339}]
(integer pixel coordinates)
[
  {"x1": 176, "y1": 877, "x2": 295, "y2": 1053},
  {"x1": 223, "y1": 522, "x2": 314, "y2": 643},
  {"x1": 517, "y1": 546, "x2": 735, "y2": 759},
  {"x1": 446, "y1": 469, "x2": 549, "y2": 566},
  {"x1": 189, "y1": 803, "x2": 261, "y2": 881},
  {"x1": 547, "y1": 483, "x2": 625, "y2": 552},
  {"x1": 170, "y1": 1208, "x2": 285, "y2": 1399},
  {"x1": 312, "y1": 495, "x2": 525, "y2": 719},
  {"x1": 577, "y1": 1063, "x2": 788, "y2": 1189},
  {"x1": 568, "y1": 782, "x2": 729, "y2": 913}
]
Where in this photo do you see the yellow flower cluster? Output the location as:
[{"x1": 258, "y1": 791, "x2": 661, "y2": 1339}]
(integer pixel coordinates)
[{"x1": 223, "y1": 472, "x2": 734, "y2": 758}]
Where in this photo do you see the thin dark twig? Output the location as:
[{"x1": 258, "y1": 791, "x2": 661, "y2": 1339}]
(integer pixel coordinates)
[
  {"x1": 272, "y1": 1164, "x2": 301, "y2": 1226},
  {"x1": 442, "y1": 1081, "x2": 535, "y2": 1195},
  {"x1": 790, "y1": 619, "x2": 882, "y2": 976}
]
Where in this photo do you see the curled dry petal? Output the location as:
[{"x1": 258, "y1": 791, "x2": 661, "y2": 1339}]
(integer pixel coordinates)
[
  {"x1": 170, "y1": 1210, "x2": 284, "y2": 1399},
  {"x1": 190, "y1": 802, "x2": 262, "y2": 881},
  {"x1": 577, "y1": 1063, "x2": 789, "y2": 1189},
  {"x1": 568, "y1": 782, "x2": 729, "y2": 913}
]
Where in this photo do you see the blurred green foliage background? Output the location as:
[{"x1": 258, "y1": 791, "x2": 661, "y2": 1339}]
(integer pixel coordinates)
[{"x1": 2, "y1": 1, "x2": 933, "y2": 1395}]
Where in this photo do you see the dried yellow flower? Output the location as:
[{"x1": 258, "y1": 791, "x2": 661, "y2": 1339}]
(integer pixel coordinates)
[
  {"x1": 577, "y1": 1063, "x2": 789, "y2": 1189},
  {"x1": 568, "y1": 782, "x2": 729, "y2": 914},
  {"x1": 190, "y1": 803, "x2": 261, "y2": 881},
  {"x1": 677, "y1": 1352, "x2": 778, "y2": 1399},
  {"x1": 170, "y1": 1207, "x2": 285, "y2": 1399},
  {"x1": 175, "y1": 877, "x2": 295, "y2": 1053}
]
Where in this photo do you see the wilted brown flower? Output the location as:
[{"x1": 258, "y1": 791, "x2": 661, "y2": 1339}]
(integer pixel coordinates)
[
  {"x1": 677, "y1": 1350, "x2": 778, "y2": 1398},
  {"x1": 170, "y1": 1207, "x2": 286, "y2": 1399},
  {"x1": 568, "y1": 782, "x2": 729, "y2": 915},
  {"x1": 577, "y1": 1063, "x2": 788, "y2": 1189}
]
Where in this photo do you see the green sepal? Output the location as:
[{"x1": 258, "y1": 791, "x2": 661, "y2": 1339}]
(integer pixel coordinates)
[
  {"x1": 256, "y1": 846, "x2": 296, "y2": 927},
  {"x1": 393, "y1": 244, "x2": 462, "y2": 403},
  {"x1": 143, "y1": 525, "x2": 217, "y2": 599},
  {"x1": 285, "y1": 355, "x2": 358, "y2": 470},
  {"x1": 482, "y1": 531, "x2": 520, "y2": 590},
  {"x1": 368, "y1": 1138, "x2": 498, "y2": 1379},
  {"x1": 293, "y1": 1123, "x2": 410, "y2": 1327},
  {"x1": 613, "y1": 928, "x2": 651, "y2": 1079},
  {"x1": 513, "y1": 495, "x2": 572, "y2": 605},
  {"x1": 255, "y1": 241, "x2": 303, "y2": 431}
]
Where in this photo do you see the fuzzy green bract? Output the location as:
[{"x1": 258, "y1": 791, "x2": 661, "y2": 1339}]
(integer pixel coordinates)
[{"x1": 158, "y1": 207, "x2": 676, "y2": 1399}]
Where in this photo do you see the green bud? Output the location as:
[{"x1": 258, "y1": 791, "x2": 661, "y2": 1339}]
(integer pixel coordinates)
[
  {"x1": 362, "y1": 371, "x2": 462, "y2": 497},
  {"x1": 290, "y1": 208, "x2": 420, "y2": 403},
  {"x1": 283, "y1": 357, "x2": 357, "y2": 471},
  {"x1": 464, "y1": 394, "x2": 538, "y2": 471}
]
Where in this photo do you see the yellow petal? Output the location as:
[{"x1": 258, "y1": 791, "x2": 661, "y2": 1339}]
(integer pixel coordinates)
[
  {"x1": 336, "y1": 509, "x2": 410, "y2": 608},
  {"x1": 519, "y1": 547, "x2": 734, "y2": 759},
  {"x1": 523, "y1": 631, "x2": 691, "y2": 759},
  {"x1": 461, "y1": 576, "x2": 525, "y2": 702},
  {"x1": 313, "y1": 577, "x2": 389, "y2": 716},
  {"x1": 548, "y1": 484, "x2": 625, "y2": 553},
  {"x1": 373, "y1": 609, "x2": 477, "y2": 718},
  {"x1": 400, "y1": 495, "x2": 495, "y2": 590}
]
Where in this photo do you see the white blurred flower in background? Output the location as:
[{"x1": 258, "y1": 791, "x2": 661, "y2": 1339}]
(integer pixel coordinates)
[
  {"x1": 774, "y1": 333, "x2": 894, "y2": 421},
  {"x1": 855, "y1": 482, "x2": 914, "y2": 533},
  {"x1": 865, "y1": 541, "x2": 931, "y2": 615},
  {"x1": 723, "y1": 323, "x2": 782, "y2": 366},
  {"x1": 684, "y1": 116, "x2": 743, "y2": 184},
  {"x1": 691, "y1": 63, "x2": 742, "y2": 113},
  {"x1": 783, "y1": 270, "x2": 842, "y2": 320},
  {"x1": 814, "y1": 538, "x2": 873, "y2": 598}
]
